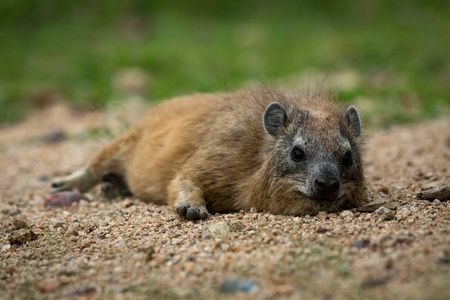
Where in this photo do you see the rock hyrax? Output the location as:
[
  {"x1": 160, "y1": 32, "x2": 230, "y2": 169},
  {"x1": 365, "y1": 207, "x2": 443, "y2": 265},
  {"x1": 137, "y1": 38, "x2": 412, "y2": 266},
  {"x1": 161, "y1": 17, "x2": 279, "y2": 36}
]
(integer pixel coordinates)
[{"x1": 52, "y1": 88, "x2": 366, "y2": 219}]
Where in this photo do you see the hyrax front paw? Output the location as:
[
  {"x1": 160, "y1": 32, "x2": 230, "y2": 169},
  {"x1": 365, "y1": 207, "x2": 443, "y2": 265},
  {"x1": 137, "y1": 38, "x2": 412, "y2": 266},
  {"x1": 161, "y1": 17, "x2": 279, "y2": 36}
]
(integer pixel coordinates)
[{"x1": 176, "y1": 204, "x2": 208, "y2": 220}]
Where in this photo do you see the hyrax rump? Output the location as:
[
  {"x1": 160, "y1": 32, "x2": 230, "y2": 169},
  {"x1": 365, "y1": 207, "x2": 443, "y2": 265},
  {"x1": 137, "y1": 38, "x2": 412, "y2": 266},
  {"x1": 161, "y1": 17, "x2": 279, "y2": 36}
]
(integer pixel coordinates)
[{"x1": 52, "y1": 88, "x2": 366, "y2": 220}]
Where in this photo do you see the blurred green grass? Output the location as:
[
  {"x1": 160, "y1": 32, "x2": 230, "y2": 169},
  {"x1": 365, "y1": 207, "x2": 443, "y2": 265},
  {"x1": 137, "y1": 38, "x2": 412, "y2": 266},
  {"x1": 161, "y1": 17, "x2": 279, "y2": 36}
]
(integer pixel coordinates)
[{"x1": 0, "y1": 0, "x2": 449, "y2": 127}]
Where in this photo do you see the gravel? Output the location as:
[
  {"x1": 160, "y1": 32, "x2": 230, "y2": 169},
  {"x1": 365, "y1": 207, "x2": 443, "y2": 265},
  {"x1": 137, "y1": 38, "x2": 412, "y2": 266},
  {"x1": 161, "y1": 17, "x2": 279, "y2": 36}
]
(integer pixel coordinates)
[{"x1": 0, "y1": 104, "x2": 449, "y2": 299}]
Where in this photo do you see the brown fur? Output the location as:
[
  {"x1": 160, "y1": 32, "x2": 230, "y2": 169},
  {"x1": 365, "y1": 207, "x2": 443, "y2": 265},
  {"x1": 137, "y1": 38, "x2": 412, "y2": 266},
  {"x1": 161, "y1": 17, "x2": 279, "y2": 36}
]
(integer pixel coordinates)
[{"x1": 52, "y1": 88, "x2": 366, "y2": 218}]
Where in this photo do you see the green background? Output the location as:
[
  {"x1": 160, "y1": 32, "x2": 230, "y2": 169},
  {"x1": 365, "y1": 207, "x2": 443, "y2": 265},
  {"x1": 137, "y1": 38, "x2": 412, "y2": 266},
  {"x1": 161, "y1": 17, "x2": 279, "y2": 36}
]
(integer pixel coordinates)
[{"x1": 0, "y1": 0, "x2": 449, "y2": 126}]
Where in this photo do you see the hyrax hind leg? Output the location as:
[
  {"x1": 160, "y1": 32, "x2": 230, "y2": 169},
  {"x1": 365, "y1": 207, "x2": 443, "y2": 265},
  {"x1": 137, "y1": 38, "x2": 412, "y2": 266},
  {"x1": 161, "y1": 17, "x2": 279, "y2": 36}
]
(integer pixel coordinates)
[
  {"x1": 100, "y1": 172, "x2": 133, "y2": 199},
  {"x1": 168, "y1": 175, "x2": 208, "y2": 220},
  {"x1": 51, "y1": 130, "x2": 140, "y2": 194},
  {"x1": 51, "y1": 166, "x2": 96, "y2": 193}
]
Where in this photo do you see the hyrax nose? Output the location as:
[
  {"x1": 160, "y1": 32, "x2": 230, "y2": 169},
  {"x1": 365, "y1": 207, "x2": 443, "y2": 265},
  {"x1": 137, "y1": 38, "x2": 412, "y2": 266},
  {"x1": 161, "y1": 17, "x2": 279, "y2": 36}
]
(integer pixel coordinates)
[{"x1": 314, "y1": 178, "x2": 340, "y2": 193}]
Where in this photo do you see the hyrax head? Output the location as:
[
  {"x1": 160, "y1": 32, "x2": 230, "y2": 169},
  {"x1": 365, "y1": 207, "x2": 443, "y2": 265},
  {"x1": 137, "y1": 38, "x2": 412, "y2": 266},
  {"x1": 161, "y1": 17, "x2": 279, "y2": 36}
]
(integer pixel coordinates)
[{"x1": 263, "y1": 99, "x2": 365, "y2": 214}]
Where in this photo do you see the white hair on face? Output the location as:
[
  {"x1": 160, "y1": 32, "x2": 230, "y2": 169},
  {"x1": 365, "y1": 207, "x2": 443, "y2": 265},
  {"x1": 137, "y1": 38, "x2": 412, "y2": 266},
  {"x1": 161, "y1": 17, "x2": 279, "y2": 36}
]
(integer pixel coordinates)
[
  {"x1": 335, "y1": 130, "x2": 351, "y2": 152},
  {"x1": 293, "y1": 135, "x2": 307, "y2": 148}
]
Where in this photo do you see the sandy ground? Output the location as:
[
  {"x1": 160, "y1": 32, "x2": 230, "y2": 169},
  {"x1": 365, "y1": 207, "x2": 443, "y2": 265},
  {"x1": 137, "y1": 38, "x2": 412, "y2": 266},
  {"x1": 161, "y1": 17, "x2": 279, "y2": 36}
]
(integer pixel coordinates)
[{"x1": 0, "y1": 103, "x2": 449, "y2": 300}]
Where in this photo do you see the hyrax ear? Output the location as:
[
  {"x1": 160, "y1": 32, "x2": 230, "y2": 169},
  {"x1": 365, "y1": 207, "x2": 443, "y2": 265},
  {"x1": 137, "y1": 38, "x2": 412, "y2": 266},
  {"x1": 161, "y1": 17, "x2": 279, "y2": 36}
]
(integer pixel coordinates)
[
  {"x1": 263, "y1": 102, "x2": 287, "y2": 136},
  {"x1": 344, "y1": 105, "x2": 361, "y2": 137}
]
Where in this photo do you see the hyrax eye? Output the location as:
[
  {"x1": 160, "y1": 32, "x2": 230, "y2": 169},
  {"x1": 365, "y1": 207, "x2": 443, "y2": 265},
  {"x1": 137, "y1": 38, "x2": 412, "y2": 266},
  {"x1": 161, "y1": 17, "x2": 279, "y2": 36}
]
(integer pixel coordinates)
[
  {"x1": 342, "y1": 151, "x2": 353, "y2": 166},
  {"x1": 291, "y1": 147, "x2": 306, "y2": 162}
]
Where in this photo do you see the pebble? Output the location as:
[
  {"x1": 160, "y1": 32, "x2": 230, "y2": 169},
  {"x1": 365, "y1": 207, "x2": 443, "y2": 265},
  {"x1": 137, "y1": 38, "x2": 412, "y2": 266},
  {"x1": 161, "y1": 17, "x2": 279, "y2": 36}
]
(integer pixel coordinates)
[
  {"x1": 37, "y1": 174, "x2": 49, "y2": 181},
  {"x1": 376, "y1": 207, "x2": 395, "y2": 220},
  {"x1": 38, "y1": 279, "x2": 58, "y2": 293},
  {"x1": 341, "y1": 210, "x2": 354, "y2": 218},
  {"x1": 41, "y1": 129, "x2": 67, "y2": 143},
  {"x1": 219, "y1": 277, "x2": 256, "y2": 293},
  {"x1": 379, "y1": 186, "x2": 390, "y2": 195},
  {"x1": 44, "y1": 191, "x2": 88, "y2": 208},
  {"x1": 8, "y1": 229, "x2": 38, "y2": 245},
  {"x1": 64, "y1": 286, "x2": 97, "y2": 297},
  {"x1": 384, "y1": 203, "x2": 397, "y2": 210},
  {"x1": 53, "y1": 221, "x2": 66, "y2": 229},
  {"x1": 12, "y1": 219, "x2": 29, "y2": 230},
  {"x1": 350, "y1": 239, "x2": 371, "y2": 249},
  {"x1": 205, "y1": 222, "x2": 230, "y2": 239},
  {"x1": 316, "y1": 227, "x2": 329, "y2": 234},
  {"x1": 228, "y1": 220, "x2": 245, "y2": 232},
  {"x1": 318, "y1": 211, "x2": 329, "y2": 220}
]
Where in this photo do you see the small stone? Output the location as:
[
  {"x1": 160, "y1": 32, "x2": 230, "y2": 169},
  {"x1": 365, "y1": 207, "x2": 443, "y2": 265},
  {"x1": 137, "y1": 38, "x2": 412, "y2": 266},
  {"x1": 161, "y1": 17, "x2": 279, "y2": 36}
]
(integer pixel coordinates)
[
  {"x1": 53, "y1": 221, "x2": 66, "y2": 229},
  {"x1": 423, "y1": 172, "x2": 434, "y2": 180},
  {"x1": 37, "y1": 279, "x2": 58, "y2": 293},
  {"x1": 376, "y1": 207, "x2": 395, "y2": 220},
  {"x1": 379, "y1": 186, "x2": 390, "y2": 195},
  {"x1": 8, "y1": 229, "x2": 38, "y2": 245},
  {"x1": 316, "y1": 227, "x2": 329, "y2": 234},
  {"x1": 228, "y1": 220, "x2": 245, "y2": 232},
  {"x1": 417, "y1": 185, "x2": 450, "y2": 201},
  {"x1": 350, "y1": 239, "x2": 371, "y2": 249},
  {"x1": 249, "y1": 207, "x2": 257, "y2": 213},
  {"x1": 79, "y1": 200, "x2": 91, "y2": 207},
  {"x1": 12, "y1": 219, "x2": 29, "y2": 230},
  {"x1": 384, "y1": 203, "x2": 397, "y2": 210},
  {"x1": 340, "y1": 210, "x2": 354, "y2": 218},
  {"x1": 360, "y1": 274, "x2": 392, "y2": 288},
  {"x1": 432, "y1": 199, "x2": 441, "y2": 206},
  {"x1": 44, "y1": 191, "x2": 88, "y2": 208},
  {"x1": 219, "y1": 277, "x2": 256, "y2": 293},
  {"x1": 8, "y1": 209, "x2": 21, "y2": 216},
  {"x1": 206, "y1": 222, "x2": 230, "y2": 239},
  {"x1": 64, "y1": 286, "x2": 97, "y2": 297},
  {"x1": 37, "y1": 174, "x2": 49, "y2": 181},
  {"x1": 41, "y1": 129, "x2": 66, "y2": 143},
  {"x1": 318, "y1": 211, "x2": 329, "y2": 220},
  {"x1": 122, "y1": 199, "x2": 134, "y2": 208}
]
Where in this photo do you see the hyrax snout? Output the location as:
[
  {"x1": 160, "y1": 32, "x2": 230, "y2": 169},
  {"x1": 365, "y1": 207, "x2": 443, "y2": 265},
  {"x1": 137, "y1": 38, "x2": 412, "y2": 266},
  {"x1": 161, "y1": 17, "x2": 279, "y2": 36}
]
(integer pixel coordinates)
[{"x1": 52, "y1": 88, "x2": 366, "y2": 220}]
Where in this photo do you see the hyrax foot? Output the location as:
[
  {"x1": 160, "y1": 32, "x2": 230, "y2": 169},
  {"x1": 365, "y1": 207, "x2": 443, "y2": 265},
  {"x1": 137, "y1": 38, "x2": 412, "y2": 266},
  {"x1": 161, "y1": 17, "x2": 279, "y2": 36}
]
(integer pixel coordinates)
[
  {"x1": 176, "y1": 204, "x2": 208, "y2": 220},
  {"x1": 169, "y1": 177, "x2": 208, "y2": 220},
  {"x1": 51, "y1": 167, "x2": 97, "y2": 193},
  {"x1": 100, "y1": 172, "x2": 133, "y2": 199}
]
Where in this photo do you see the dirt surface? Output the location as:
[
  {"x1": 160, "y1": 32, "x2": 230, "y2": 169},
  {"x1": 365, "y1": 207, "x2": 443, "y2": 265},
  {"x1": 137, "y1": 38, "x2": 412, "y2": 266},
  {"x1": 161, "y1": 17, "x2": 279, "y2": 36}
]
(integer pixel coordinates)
[{"x1": 0, "y1": 103, "x2": 449, "y2": 300}]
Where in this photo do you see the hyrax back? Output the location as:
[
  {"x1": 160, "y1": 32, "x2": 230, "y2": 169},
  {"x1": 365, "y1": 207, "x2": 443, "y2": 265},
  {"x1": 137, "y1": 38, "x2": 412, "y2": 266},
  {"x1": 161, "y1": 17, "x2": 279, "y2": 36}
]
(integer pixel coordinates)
[{"x1": 52, "y1": 89, "x2": 366, "y2": 220}]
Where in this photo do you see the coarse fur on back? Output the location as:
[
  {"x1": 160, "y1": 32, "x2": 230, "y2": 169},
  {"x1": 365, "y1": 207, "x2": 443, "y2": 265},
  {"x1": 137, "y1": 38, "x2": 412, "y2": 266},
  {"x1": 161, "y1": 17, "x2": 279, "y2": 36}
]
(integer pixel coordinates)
[{"x1": 52, "y1": 88, "x2": 367, "y2": 220}]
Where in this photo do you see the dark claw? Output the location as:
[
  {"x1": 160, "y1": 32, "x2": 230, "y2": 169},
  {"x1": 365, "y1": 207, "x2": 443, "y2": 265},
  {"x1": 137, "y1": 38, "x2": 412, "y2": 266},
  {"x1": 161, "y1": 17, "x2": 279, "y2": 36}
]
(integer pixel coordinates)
[
  {"x1": 186, "y1": 208, "x2": 198, "y2": 220},
  {"x1": 176, "y1": 205, "x2": 187, "y2": 216},
  {"x1": 101, "y1": 182, "x2": 111, "y2": 192},
  {"x1": 198, "y1": 211, "x2": 208, "y2": 220},
  {"x1": 51, "y1": 181, "x2": 64, "y2": 188}
]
